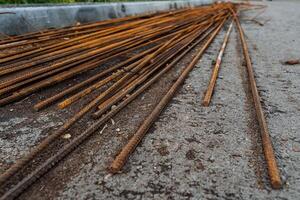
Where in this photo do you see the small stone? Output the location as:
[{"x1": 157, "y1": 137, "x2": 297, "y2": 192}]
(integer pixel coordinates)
[
  {"x1": 111, "y1": 118, "x2": 115, "y2": 125},
  {"x1": 290, "y1": 136, "x2": 297, "y2": 141},
  {"x1": 208, "y1": 156, "x2": 215, "y2": 162},
  {"x1": 208, "y1": 168, "x2": 215, "y2": 174},
  {"x1": 62, "y1": 134, "x2": 71, "y2": 139},
  {"x1": 292, "y1": 144, "x2": 300, "y2": 152},
  {"x1": 231, "y1": 153, "x2": 242, "y2": 158},
  {"x1": 194, "y1": 159, "x2": 205, "y2": 171},
  {"x1": 281, "y1": 136, "x2": 288, "y2": 142},
  {"x1": 211, "y1": 59, "x2": 216, "y2": 65},
  {"x1": 186, "y1": 149, "x2": 196, "y2": 160},
  {"x1": 111, "y1": 105, "x2": 117, "y2": 110},
  {"x1": 213, "y1": 130, "x2": 223, "y2": 135},
  {"x1": 157, "y1": 146, "x2": 169, "y2": 156},
  {"x1": 104, "y1": 173, "x2": 112, "y2": 181}
]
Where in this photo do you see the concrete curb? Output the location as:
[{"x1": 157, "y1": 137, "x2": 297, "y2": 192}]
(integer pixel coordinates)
[{"x1": 0, "y1": 0, "x2": 212, "y2": 36}]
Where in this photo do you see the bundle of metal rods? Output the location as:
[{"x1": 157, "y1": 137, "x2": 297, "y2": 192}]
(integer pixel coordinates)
[
  {"x1": 0, "y1": 2, "x2": 281, "y2": 199},
  {"x1": 0, "y1": 4, "x2": 229, "y2": 106}
]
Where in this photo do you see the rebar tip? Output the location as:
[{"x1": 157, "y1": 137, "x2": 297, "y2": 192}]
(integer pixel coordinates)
[{"x1": 271, "y1": 177, "x2": 282, "y2": 189}]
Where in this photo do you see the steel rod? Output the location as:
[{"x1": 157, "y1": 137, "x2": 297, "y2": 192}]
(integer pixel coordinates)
[
  {"x1": 234, "y1": 12, "x2": 282, "y2": 189},
  {"x1": 202, "y1": 20, "x2": 233, "y2": 106},
  {"x1": 110, "y1": 18, "x2": 226, "y2": 173}
]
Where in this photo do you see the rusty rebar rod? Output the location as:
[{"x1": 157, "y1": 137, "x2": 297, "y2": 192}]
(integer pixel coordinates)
[
  {"x1": 0, "y1": 28, "x2": 186, "y2": 186},
  {"x1": 110, "y1": 17, "x2": 226, "y2": 173},
  {"x1": 0, "y1": 21, "x2": 219, "y2": 200},
  {"x1": 234, "y1": 13, "x2": 282, "y2": 189},
  {"x1": 0, "y1": 8, "x2": 208, "y2": 65},
  {"x1": 59, "y1": 22, "x2": 208, "y2": 110},
  {"x1": 0, "y1": 5, "x2": 233, "y2": 190},
  {"x1": 94, "y1": 23, "x2": 213, "y2": 118},
  {"x1": 0, "y1": 31, "x2": 176, "y2": 98},
  {"x1": 202, "y1": 20, "x2": 233, "y2": 106},
  {"x1": 0, "y1": 15, "x2": 210, "y2": 88},
  {"x1": 33, "y1": 45, "x2": 162, "y2": 111}
]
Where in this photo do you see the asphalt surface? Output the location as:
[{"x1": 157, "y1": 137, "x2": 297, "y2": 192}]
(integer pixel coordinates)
[{"x1": 0, "y1": 0, "x2": 299, "y2": 199}]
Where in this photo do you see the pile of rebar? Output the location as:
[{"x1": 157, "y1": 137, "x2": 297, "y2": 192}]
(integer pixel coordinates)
[{"x1": 0, "y1": 2, "x2": 282, "y2": 199}]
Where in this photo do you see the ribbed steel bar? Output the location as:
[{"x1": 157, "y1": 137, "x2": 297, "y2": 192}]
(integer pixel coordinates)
[
  {"x1": 94, "y1": 22, "x2": 214, "y2": 118},
  {"x1": 110, "y1": 17, "x2": 227, "y2": 173},
  {"x1": 202, "y1": 20, "x2": 233, "y2": 106},
  {"x1": 0, "y1": 26, "x2": 187, "y2": 186},
  {"x1": 33, "y1": 44, "x2": 162, "y2": 111},
  {"x1": 234, "y1": 12, "x2": 282, "y2": 189},
  {"x1": 0, "y1": 12, "x2": 159, "y2": 49},
  {"x1": 0, "y1": 8, "x2": 207, "y2": 65},
  {"x1": 0, "y1": 13, "x2": 213, "y2": 86},
  {"x1": 0, "y1": 20, "x2": 219, "y2": 200},
  {"x1": 0, "y1": 31, "x2": 178, "y2": 98},
  {"x1": 0, "y1": 5, "x2": 233, "y2": 192},
  {"x1": 58, "y1": 21, "x2": 210, "y2": 110}
]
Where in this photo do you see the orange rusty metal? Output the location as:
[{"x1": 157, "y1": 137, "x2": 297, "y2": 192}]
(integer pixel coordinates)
[{"x1": 234, "y1": 11, "x2": 282, "y2": 189}]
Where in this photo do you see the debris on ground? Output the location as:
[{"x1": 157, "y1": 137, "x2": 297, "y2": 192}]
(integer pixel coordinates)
[{"x1": 282, "y1": 59, "x2": 300, "y2": 65}]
